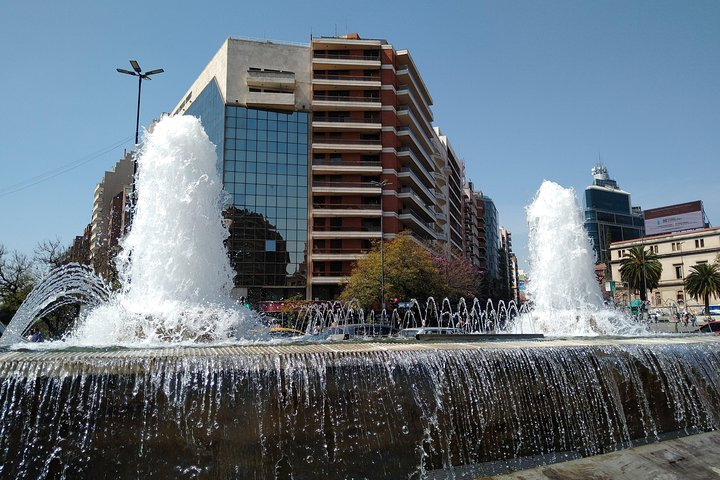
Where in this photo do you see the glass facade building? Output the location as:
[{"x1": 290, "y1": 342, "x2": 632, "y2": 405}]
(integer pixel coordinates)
[
  {"x1": 583, "y1": 165, "x2": 644, "y2": 264},
  {"x1": 185, "y1": 82, "x2": 309, "y2": 301}
]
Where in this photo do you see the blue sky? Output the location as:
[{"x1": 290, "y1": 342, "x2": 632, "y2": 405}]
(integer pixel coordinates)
[{"x1": 1, "y1": 0, "x2": 718, "y2": 268}]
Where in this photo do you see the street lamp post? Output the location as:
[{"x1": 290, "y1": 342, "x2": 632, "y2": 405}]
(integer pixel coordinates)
[
  {"x1": 117, "y1": 60, "x2": 164, "y2": 145},
  {"x1": 678, "y1": 241, "x2": 686, "y2": 309},
  {"x1": 370, "y1": 179, "x2": 390, "y2": 311}
]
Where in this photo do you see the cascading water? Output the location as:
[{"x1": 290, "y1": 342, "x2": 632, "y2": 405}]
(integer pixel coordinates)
[
  {"x1": 0, "y1": 264, "x2": 111, "y2": 345},
  {"x1": 509, "y1": 180, "x2": 647, "y2": 336},
  {"x1": 1, "y1": 338, "x2": 719, "y2": 479},
  {"x1": 68, "y1": 115, "x2": 257, "y2": 345}
]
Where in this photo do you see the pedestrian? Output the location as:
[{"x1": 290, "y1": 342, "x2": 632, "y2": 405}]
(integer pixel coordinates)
[{"x1": 690, "y1": 313, "x2": 697, "y2": 328}]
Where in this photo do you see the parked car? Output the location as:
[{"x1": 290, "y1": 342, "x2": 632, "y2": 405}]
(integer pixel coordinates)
[
  {"x1": 696, "y1": 321, "x2": 720, "y2": 334},
  {"x1": 399, "y1": 327, "x2": 464, "y2": 338},
  {"x1": 316, "y1": 323, "x2": 399, "y2": 340}
]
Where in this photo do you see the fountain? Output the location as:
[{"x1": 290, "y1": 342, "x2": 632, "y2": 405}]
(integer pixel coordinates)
[
  {"x1": 508, "y1": 180, "x2": 648, "y2": 336},
  {"x1": 1, "y1": 116, "x2": 719, "y2": 479}
]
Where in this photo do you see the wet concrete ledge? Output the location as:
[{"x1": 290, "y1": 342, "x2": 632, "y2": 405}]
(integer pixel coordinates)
[
  {"x1": 485, "y1": 430, "x2": 720, "y2": 479},
  {"x1": 1, "y1": 334, "x2": 718, "y2": 363}
]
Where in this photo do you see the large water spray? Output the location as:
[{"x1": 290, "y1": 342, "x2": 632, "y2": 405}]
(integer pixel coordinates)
[
  {"x1": 68, "y1": 115, "x2": 255, "y2": 345},
  {"x1": 510, "y1": 180, "x2": 646, "y2": 336}
]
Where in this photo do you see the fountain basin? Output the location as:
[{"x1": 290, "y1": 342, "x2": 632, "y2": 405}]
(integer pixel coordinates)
[{"x1": 1, "y1": 336, "x2": 719, "y2": 479}]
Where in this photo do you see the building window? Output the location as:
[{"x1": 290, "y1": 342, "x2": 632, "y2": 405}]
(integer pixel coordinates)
[
  {"x1": 674, "y1": 264, "x2": 683, "y2": 279},
  {"x1": 695, "y1": 239, "x2": 705, "y2": 248},
  {"x1": 652, "y1": 245, "x2": 658, "y2": 253},
  {"x1": 654, "y1": 292, "x2": 661, "y2": 306},
  {"x1": 677, "y1": 291, "x2": 685, "y2": 303}
]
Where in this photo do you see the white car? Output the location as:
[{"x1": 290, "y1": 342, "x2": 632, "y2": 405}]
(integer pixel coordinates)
[{"x1": 399, "y1": 327, "x2": 463, "y2": 338}]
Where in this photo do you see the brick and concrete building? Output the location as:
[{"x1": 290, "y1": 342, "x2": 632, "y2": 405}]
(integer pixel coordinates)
[{"x1": 169, "y1": 34, "x2": 483, "y2": 301}]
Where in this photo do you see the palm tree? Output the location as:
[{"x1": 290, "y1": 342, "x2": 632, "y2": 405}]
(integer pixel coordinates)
[
  {"x1": 619, "y1": 246, "x2": 662, "y2": 302},
  {"x1": 685, "y1": 263, "x2": 720, "y2": 315}
]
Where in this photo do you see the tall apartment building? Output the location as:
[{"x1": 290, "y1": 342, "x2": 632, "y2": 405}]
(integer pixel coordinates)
[
  {"x1": 90, "y1": 152, "x2": 134, "y2": 278},
  {"x1": 463, "y1": 182, "x2": 483, "y2": 269},
  {"x1": 584, "y1": 164, "x2": 644, "y2": 264},
  {"x1": 310, "y1": 35, "x2": 460, "y2": 299},
  {"x1": 482, "y1": 195, "x2": 500, "y2": 281},
  {"x1": 500, "y1": 226, "x2": 518, "y2": 303},
  {"x1": 171, "y1": 34, "x2": 466, "y2": 301}
]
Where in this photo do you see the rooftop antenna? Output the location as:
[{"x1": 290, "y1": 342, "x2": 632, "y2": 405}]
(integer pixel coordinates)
[{"x1": 335, "y1": 24, "x2": 337, "y2": 36}]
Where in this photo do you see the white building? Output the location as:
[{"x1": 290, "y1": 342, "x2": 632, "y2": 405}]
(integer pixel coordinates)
[{"x1": 609, "y1": 226, "x2": 720, "y2": 313}]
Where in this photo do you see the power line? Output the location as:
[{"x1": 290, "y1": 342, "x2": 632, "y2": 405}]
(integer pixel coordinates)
[{"x1": 0, "y1": 136, "x2": 134, "y2": 198}]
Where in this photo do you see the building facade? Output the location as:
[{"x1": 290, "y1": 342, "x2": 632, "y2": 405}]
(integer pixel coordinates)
[
  {"x1": 583, "y1": 164, "x2": 644, "y2": 264},
  {"x1": 482, "y1": 195, "x2": 499, "y2": 281},
  {"x1": 90, "y1": 152, "x2": 134, "y2": 279},
  {"x1": 171, "y1": 34, "x2": 469, "y2": 301},
  {"x1": 173, "y1": 38, "x2": 311, "y2": 302},
  {"x1": 609, "y1": 227, "x2": 720, "y2": 312}
]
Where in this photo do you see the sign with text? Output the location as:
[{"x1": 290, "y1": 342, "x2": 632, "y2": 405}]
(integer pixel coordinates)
[{"x1": 644, "y1": 201, "x2": 704, "y2": 235}]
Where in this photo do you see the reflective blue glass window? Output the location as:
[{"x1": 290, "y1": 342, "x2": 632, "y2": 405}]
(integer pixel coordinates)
[{"x1": 221, "y1": 105, "x2": 309, "y2": 291}]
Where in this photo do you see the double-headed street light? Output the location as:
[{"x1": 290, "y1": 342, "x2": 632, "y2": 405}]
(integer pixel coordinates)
[
  {"x1": 116, "y1": 60, "x2": 164, "y2": 145},
  {"x1": 370, "y1": 179, "x2": 390, "y2": 311}
]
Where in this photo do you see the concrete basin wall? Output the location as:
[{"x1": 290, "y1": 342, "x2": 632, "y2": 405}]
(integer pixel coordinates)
[{"x1": 0, "y1": 337, "x2": 719, "y2": 479}]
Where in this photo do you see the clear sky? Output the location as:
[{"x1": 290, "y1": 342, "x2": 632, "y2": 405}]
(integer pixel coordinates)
[{"x1": 1, "y1": 0, "x2": 718, "y2": 268}]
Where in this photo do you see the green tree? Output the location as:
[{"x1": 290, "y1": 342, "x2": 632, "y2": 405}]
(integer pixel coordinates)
[
  {"x1": 339, "y1": 233, "x2": 447, "y2": 309},
  {"x1": 685, "y1": 263, "x2": 720, "y2": 316},
  {"x1": 619, "y1": 246, "x2": 662, "y2": 302}
]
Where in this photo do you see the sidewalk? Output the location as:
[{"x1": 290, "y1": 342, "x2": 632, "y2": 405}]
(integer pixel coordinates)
[{"x1": 647, "y1": 316, "x2": 717, "y2": 334}]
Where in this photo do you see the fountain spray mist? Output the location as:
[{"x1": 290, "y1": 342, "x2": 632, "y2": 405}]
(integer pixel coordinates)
[
  {"x1": 510, "y1": 180, "x2": 647, "y2": 336},
  {"x1": 70, "y1": 115, "x2": 255, "y2": 345}
]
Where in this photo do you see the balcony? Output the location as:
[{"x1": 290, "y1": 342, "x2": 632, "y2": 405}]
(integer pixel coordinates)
[
  {"x1": 312, "y1": 202, "x2": 382, "y2": 217},
  {"x1": 312, "y1": 181, "x2": 382, "y2": 195},
  {"x1": 312, "y1": 160, "x2": 382, "y2": 175},
  {"x1": 313, "y1": 73, "x2": 381, "y2": 89},
  {"x1": 433, "y1": 188, "x2": 447, "y2": 206},
  {"x1": 246, "y1": 70, "x2": 295, "y2": 91},
  {"x1": 396, "y1": 86, "x2": 433, "y2": 128},
  {"x1": 397, "y1": 188, "x2": 434, "y2": 222},
  {"x1": 312, "y1": 117, "x2": 381, "y2": 132},
  {"x1": 312, "y1": 137, "x2": 382, "y2": 153},
  {"x1": 432, "y1": 170, "x2": 447, "y2": 186},
  {"x1": 397, "y1": 147, "x2": 435, "y2": 180},
  {"x1": 312, "y1": 53, "x2": 381, "y2": 69},
  {"x1": 398, "y1": 209, "x2": 438, "y2": 238},
  {"x1": 396, "y1": 169, "x2": 435, "y2": 204},
  {"x1": 312, "y1": 225, "x2": 382, "y2": 240},
  {"x1": 396, "y1": 106, "x2": 433, "y2": 144},
  {"x1": 311, "y1": 248, "x2": 371, "y2": 262},
  {"x1": 312, "y1": 94, "x2": 381, "y2": 111},
  {"x1": 246, "y1": 91, "x2": 295, "y2": 109},
  {"x1": 397, "y1": 127, "x2": 435, "y2": 163},
  {"x1": 312, "y1": 37, "x2": 383, "y2": 49},
  {"x1": 310, "y1": 272, "x2": 349, "y2": 285},
  {"x1": 433, "y1": 206, "x2": 447, "y2": 224}
]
